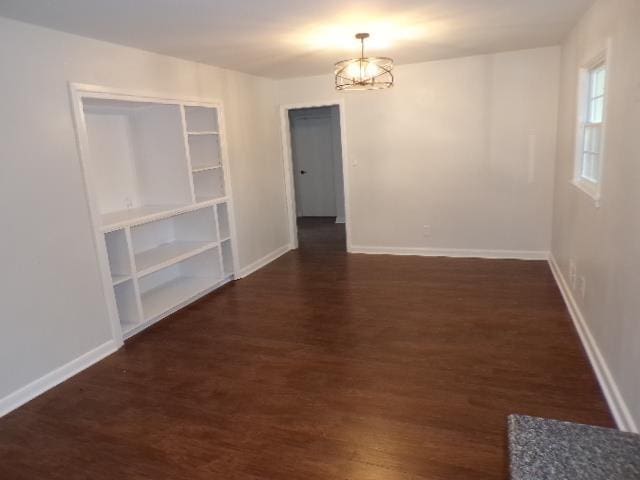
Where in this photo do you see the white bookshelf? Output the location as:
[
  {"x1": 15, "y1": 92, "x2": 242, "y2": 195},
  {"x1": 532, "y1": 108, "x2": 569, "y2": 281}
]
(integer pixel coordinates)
[{"x1": 71, "y1": 85, "x2": 238, "y2": 340}]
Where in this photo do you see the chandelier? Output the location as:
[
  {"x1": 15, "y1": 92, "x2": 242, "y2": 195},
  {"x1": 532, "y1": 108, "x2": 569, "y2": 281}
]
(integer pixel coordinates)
[{"x1": 334, "y1": 33, "x2": 394, "y2": 91}]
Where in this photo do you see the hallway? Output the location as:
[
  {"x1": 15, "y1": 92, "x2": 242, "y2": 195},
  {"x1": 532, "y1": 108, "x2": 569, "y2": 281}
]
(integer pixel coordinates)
[
  {"x1": 297, "y1": 216, "x2": 346, "y2": 252},
  {"x1": 0, "y1": 220, "x2": 612, "y2": 480}
]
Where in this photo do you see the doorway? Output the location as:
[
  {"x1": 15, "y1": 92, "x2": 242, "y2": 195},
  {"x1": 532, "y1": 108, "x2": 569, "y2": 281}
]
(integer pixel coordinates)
[{"x1": 282, "y1": 104, "x2": 349, "y2": 250}]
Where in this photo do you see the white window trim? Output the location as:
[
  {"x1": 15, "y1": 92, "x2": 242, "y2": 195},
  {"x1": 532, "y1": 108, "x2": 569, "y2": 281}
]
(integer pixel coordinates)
[{"x1": 571, "y1": 40, "x2": 612, "y2": 207}]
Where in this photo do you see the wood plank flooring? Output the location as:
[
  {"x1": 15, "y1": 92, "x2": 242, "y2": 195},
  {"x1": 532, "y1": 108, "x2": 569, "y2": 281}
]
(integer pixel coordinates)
[{"x1": 0, "y1": 217, "x2": 613, "y2": 479}]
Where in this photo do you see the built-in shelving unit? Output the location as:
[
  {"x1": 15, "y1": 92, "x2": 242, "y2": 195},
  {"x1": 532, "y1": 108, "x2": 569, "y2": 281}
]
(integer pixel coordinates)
[{"x1": 72, "y1": 85, "x2": 238, "y2": 340}]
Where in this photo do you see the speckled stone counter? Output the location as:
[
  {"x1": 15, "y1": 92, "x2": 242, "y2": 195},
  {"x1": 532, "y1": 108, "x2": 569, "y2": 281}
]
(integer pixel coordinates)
[{"x1": 508, "y1": 415, "x2": 640, "y2": 479}]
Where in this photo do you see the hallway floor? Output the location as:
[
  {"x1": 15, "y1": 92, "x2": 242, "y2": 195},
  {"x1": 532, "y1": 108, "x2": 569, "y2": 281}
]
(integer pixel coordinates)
[{"x1": 0, "y1": 219, "x2": 612, "y2": 479}]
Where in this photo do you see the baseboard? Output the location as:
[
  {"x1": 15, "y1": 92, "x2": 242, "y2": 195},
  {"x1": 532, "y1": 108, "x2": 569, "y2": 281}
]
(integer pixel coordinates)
[
  {"x1": 350, "y1": 245, "x2": 549, "y2": 260},
  {"x1": 0, "y1": 339, "x2": 118, "y2": 418},
  {"x1": 238, "y1": 244, "x2": 291, "y2": 279},
  {"x1": 548, "y1": 254, "x2": 637, "y2": 432},
  {"x1": 335, "y1": 216, "x2": 345, "y2": 224}
]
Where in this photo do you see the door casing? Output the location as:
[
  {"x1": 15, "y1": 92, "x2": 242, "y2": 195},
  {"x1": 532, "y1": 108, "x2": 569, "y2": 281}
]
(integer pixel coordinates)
[{"x1": 279, "y1": 100, "x2": 351, "y2": 250}]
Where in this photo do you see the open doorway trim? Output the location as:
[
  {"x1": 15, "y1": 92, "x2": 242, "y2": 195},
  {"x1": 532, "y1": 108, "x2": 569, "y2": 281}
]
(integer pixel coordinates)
[{"x1": 279, "y1": 100, "x2": 352, "y2": 251}]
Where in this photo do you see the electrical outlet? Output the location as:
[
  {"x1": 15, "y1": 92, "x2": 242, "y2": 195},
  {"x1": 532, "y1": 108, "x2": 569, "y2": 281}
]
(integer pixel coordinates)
[
  {"x1": 579, "y1": 276, "x2": 586, "y2": 299},
  {"x1": 423, "y1": 225, "x2": 431, "y2": 238}
]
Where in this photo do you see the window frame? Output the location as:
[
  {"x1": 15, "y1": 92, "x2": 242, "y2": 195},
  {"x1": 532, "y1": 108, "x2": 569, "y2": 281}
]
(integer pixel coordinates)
[{"x1": 572, "y1": 45, "x2": 610, "y2": 206}]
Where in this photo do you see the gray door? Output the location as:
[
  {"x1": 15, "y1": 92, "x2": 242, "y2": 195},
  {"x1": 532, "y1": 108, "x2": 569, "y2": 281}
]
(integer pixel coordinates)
[{"x1": 290, "y1": 112, "x2": 337, "y2": 217}]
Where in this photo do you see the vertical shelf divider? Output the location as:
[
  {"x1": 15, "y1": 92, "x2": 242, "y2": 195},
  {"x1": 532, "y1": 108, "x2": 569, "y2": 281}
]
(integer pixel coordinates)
[
  {"x1": 213, "y1": 205, "x2": 226, "y2": 279},
  {"x1": 124, "y1": 226, "x2": 144, "y2": 328},
  {"x1": 216, "y1": 103, "x2": 240, "y2": 276},
  {"x1": 180, "y1": 105, "x2": 198, "y2": 204}
]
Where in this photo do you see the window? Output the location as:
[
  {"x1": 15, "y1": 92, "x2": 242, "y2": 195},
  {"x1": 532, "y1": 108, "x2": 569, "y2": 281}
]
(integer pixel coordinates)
[
  {"x1": 581, "y1": 64, "x2": 606, "y2": 181},
  {"x1": 574, "y1": 56, "x2": 607, "y2": 202}
]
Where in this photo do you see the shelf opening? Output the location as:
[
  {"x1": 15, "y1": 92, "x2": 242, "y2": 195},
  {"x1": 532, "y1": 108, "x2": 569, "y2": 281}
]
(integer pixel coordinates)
[
  {"x1": 188, "y1": 133, "x2": 221, "y2": 170},
  {"x1": 105, "y1": 229, "x2": 131, "y2": 279},
  {"x1": 114, "y1": 279, "x2": 140, "y2": 331},
  {"x1": 131, "y1": 206, "x2": 218, "y2": 276},
  {"x1": 138, "y1": 247, "x2": 222, "y2": 321},
  {"x1": 220, "y1": 239, "x2": 234, "y2": 276},
  {"x1": 82, "y1": 99, "x2": 192, "y2": 219},
  {"x1": 193, "y1": 168, "x2": 225, "y2": 202},
  {"x1": 217, "y1": 203, "x2": 230, "y2": 240},
  {"x1": 184, "y1": 106, "x2": 218, "y2": 133}
]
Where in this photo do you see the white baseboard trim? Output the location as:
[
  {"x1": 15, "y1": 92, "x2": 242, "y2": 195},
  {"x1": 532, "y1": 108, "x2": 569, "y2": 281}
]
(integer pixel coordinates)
[
  {"x1": 548, "y1": 254, "x2": 637, "y2": 432},
  {"x1": 335, "y1": 216, "x2": 345, "y2": 224},
  {"x1": 238, "y1": 244, "x2": 292, "y2": 279},
  {"x1": 0, "y1": 339, "x2": 118, "y2": 418},
  {"x1": 350, "y1": 245, "x2": 549, "y2": 260}
]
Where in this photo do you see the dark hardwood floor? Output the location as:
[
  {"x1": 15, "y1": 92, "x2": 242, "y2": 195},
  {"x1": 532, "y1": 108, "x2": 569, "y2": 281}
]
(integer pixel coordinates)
[{"x1": 0, "y1": 217, "x2": 613, "y2": 479}]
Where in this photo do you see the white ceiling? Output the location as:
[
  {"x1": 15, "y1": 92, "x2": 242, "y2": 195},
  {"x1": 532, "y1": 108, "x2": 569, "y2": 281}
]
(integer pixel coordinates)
[{"x1": 0, "y1": 0, "x2": 593, "y2": 78}]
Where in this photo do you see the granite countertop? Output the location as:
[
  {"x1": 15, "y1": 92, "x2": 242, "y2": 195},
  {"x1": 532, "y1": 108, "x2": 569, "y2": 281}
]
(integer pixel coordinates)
[{"x1": 508, "y1": 414, "x2": 640, "y2": 480}]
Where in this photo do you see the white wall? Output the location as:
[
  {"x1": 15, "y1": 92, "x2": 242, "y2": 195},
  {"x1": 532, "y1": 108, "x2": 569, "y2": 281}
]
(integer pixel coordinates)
[
  {"x1": 551, "y1": 0, "x2": 640, "y2": 430},
  {"x1": 0, "y1": 17, "x2": 289, "y2": 403},
  {"x1": 277, "y1": 47, "x2": 561, "y2": 257}
]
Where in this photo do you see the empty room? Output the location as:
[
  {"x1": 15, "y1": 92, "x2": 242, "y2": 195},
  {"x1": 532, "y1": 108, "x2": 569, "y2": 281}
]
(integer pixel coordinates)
[{"x1": 0, "y1": 0, "x2": 639, "y2": 478}]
